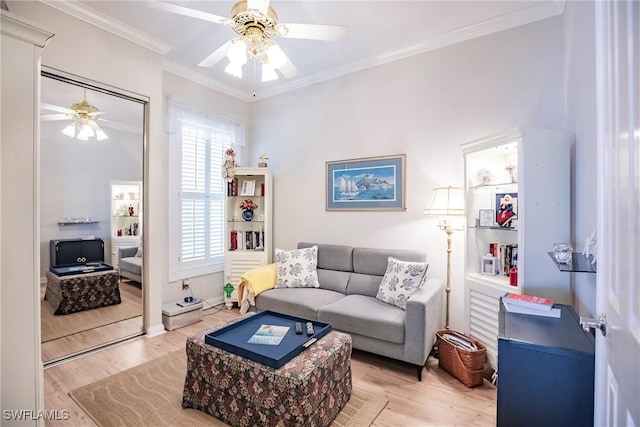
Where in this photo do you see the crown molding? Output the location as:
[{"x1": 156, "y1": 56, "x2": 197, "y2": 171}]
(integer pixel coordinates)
[
  {"x1": 255, "y1": 0, "x2": 566, "y2": 100},
  {"x1": 1, "y1": 9, "x2": 54, "y2": 47},
  {"x1": 162, "y1": 59, "x2": 252, "y2": 102},
  {"x1": 38, "y1": 0, "x2": 172, "y2": 55}
]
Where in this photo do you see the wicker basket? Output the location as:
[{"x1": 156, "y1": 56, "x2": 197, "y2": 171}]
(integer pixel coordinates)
[{"x1": 436, "y1": 329, "x2": 487, "y2": 387}]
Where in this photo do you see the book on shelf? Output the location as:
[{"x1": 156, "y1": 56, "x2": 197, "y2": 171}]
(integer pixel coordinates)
[
  {"x1": 247, "y1": 324, "x2": 289, "y2": 345},
  {"x1": 502, "y1": 292, "x2": 554, "y2": 311},
  {"x1": 499, "y1": 244, "x2": 518, "y2": 276},
  {"x1": 503, "y1": 301, "x2": 561, "y2": 318}
]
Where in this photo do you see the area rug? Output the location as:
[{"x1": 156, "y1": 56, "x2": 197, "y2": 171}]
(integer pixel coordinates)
[
  {"x1": 69, "y1": 350, "x2": 388, "y2": 427},
  {"x1": 41, "y1": 293, "x2": 142, "y2": 342}
]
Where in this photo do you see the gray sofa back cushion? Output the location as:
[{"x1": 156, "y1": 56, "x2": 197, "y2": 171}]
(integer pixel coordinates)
[
  {"x1": 298, "y1": 242, "x2": 353, "y2": 272},
  {"x1": 353, "y1": 247, "x2": 426, "y2": 276},
  {"x1": 346, "y1": 273, "x2": 384, "y2": 297},
  {"x1": 317, "y1": 269, "x2": 351, "y2": 294}
]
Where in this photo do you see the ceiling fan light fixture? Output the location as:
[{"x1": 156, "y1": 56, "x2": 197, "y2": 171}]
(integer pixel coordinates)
[
  {"x1": 265, "y1": 42, "x2": 286, "y2": 68},
  {"x1": 262, "y1": 63, "x2": 278, "y2": 82},
  {"x1": 225, "y1": 61, "x2": 244, "y2": 78},
  {"x1": 90, "y1": 120, "x2": 109, "y2": 141},
  {"x1": 62, "y1": 122, "x2": 77, "y2": 138},
  {"x1": 227, "y1": 38, "x2": 248, "y2": 64},
  {"x1": 77, "y1": 122, "x2": 95, "y2": 141}
]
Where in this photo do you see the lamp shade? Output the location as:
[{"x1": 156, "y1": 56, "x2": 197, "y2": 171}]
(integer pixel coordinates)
[{"x1": 424, "y1": 186, "x2": 465, "y2": 216}]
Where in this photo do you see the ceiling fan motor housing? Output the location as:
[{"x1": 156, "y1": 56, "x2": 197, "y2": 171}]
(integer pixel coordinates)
[{"x1": 230, "y1": 0, "x2": 278, "y2": 40}]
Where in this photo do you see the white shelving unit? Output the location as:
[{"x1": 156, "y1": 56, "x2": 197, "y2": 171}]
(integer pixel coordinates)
[
  {"x1": 461, "y1": 128, "x2": 570, "y2": 367},
  {"x1": 110, "y1": 180, "x2": 142, "y2": 268},
  {"x1": 223, "y1": 168, "x2": 272, "y2": 309}
]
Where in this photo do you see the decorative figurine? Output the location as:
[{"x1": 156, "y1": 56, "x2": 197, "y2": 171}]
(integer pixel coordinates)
[
  {"x1": 258, "y1": 153, "x2": 269, "y2": 168},
  {"x1": 128, "y1": 205, "x2": 134, "y2": 216},
  {"x1": 222, "y1": 148, "x2": 239, "y2": 182}
]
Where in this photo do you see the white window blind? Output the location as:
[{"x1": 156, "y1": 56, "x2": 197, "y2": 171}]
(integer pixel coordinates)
[{"x1": 168, "y1": 100, "x2": 244, "y2": 280}]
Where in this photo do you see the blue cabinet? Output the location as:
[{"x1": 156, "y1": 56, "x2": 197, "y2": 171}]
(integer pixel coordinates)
[{"x1": 497, "y1": 303, "x2": 594, "y2": 427}]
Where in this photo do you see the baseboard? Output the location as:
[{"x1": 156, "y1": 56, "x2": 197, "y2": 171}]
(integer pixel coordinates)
[{"x1": 145, "y1": 323, "x2": 166, "y2": 338}]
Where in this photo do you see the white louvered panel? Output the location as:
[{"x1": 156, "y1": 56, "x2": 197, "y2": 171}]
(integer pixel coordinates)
[
  {"x1": 225, "y1": 257, "x2": 265, "y2": 302},
  {"x1": 469, "y1": 288, "x2": 501, "y2": 368}
]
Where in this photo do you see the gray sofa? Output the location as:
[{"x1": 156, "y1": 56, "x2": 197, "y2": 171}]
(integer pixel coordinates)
[
  {"x1": 255, "y1": 242, "x2": 444, "y2": 380},
  {"x1": 117, "y1": 246, "x2": 142, "y2": 283}
]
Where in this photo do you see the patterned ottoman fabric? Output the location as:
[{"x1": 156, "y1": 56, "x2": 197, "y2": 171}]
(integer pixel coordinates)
[
  {"x1": 182, "y1": 330, "x2": 352, "y2": 427},
  {"x1": 45, "y1": 270, "x2": 121, "y2": 315}
]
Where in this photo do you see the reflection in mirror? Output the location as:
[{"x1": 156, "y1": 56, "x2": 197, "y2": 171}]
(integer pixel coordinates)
[{"x1": 39, "y1": 69, "x2": 146, "y2": 365}]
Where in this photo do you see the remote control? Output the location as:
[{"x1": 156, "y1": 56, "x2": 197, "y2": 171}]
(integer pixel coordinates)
[
  {"x1": 295, "y1": 322, "x2": 303, "y2": 334},
  {"x1": 306, "y1": 322, "x2": 315, "y2": 336}
]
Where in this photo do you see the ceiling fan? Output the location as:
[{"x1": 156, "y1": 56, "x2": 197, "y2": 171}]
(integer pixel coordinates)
[
  {"x1": 41, "y1": 89, "x2": 139, "y2": 140},
  {"x1": 148, "y1": 0, "x2": 348, "y2": 81}
]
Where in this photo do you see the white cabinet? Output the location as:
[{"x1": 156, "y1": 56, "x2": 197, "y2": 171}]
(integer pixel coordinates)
[
  {"x1": 461, "y1": 128, "x2": 570, "y2": 367},
  {"x1": 110, "y1": 181, "x2": 141, "y2": 268},
  {"x1": 223, "y1": 168, "x2": 272, "y2": 308}
]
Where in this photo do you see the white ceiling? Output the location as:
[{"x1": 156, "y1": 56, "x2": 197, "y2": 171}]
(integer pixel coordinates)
[{"x1": 40, "y1": 0, "x2": 565, "y2": 101}]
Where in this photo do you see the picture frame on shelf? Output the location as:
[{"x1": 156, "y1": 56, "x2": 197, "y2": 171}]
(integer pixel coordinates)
[
  {"x1": 496, "y1": 193, "x2": 518, "y2": 228},
  {"x1": 478, "y1": 209, "x2": 495, "y2": 227},
  {"x1": 325, "y1": 154, "x2": 406, "y2": 211},
  {"x1": 240, "y1": 180, "x2": 256, "y2": 196}
]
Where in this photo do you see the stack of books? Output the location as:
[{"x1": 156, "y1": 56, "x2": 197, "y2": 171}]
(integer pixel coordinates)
[{"x1": 502, "y1": 292, "x2": 561, "y2": 318}]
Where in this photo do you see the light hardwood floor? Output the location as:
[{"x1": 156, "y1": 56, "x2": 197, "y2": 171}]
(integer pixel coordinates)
[
  {"x1": 43, "y1": 305, "x2": 497, "y2": 426},
  {"x1": 41, "y1": 280, "x2": 143, "y2": 363}
]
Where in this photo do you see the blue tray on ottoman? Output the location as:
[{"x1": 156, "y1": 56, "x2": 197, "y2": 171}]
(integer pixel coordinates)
[
  {"x1": 49, "y1": 262, "x2": 113, "y2": 276},
  {"x1": 205, "y1": 311, "x2": 331, "y2": 369}
]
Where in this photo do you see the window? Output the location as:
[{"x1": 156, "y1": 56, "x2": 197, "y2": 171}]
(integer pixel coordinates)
[{"x1": 168, "y1": 101, "x2": 244, "y2": 280}]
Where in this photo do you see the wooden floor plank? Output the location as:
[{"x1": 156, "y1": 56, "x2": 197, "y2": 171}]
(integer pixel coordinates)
[{"x1": 43, "y1": 305, "x2": 496, "y2": 426}]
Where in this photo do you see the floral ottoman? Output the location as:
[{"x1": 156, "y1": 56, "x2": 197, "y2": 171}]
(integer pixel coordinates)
[
  {"x1": 44, "y1": 270, "x2": 121, "y2": 315},
  {"x1": 182, "y1": 330, "x2": 352, "y2": 427}
]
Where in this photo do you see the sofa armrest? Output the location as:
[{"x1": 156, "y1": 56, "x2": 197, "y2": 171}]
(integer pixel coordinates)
[
  {"x1": 403, "y1": 278, "x2": 445, "y2": 365},
  {"x1": 118, "y1": 246, "x2": 138, "y2": 260}
]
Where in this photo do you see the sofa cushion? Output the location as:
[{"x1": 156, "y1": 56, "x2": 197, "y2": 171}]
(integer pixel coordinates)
[
  {"x1": 345, "y1": 273, "x2": 383, "y2": 297},
  {"x1": 317, "y1": 269, "x2": 350, "y2": 294},
  {"x1": 318, "y1": 295, "x2": 405, "y2": 345},
  {"x1": 298, "y1": 242, "x2": 354, "y2": 272},
  {"x1": 120, "y1": 256, "x2": 142, "y2": 275},
  {"x1": 275, "y1": 246, "x2": 320, "y2": 288},
  {"x1": 353, "y1": 247, "x2": 426, "y2": 276},
  {"x1": 376, "y1": 257, "x2": 428, "y2": 310},
  {"x1": 255, "y1": 288, "x2": 344, "y2": 320}
]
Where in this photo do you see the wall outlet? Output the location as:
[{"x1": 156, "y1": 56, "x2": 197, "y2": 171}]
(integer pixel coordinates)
[{"x1": 182, "y1": 279, "x2": 190, "y2": 290}]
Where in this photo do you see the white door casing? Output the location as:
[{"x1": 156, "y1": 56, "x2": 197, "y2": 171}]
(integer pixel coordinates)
[{"x1": 594, "y1": 1, "x2": 640, "y2": 426}]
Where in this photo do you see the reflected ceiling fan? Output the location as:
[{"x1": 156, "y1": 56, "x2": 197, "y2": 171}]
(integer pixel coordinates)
[
  {"x1": 41, "y1": 89, "x2": 140, "y2": 140},
  {"x1": 148, "y1": 0, "x2": 348, "y2": 81}
]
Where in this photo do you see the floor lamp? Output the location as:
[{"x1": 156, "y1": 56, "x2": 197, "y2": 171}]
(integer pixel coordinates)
[{"x1": 424, "y1": 186, "x2": 465, "y2": 329}]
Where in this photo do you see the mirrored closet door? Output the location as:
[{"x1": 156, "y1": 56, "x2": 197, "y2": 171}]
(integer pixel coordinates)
[{"x1": 39, "y1": 68, "x2": 147, "y2": 365}]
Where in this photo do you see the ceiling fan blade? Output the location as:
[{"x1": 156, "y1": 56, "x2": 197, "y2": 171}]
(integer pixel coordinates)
[
  {"x1": 247, "y1": 0, "x2": 270, "y2": 16},
  {"x1": 41, "y1": 113, "x2": 70, "y2": 122},
  {"x1": 41, "y1": 103, "x2": 73, "y2": 115},
  {"x1": 147, "y1": 0, "x2": 229, "y2": 25},
  {"x1": 198, "y1": 40, "x2": 234, "y2": 67},
  {"x1": 276, "y1": 50, "x2": 298, "y2": 79},
  {"x1": 277, "y1": 23, "x2": 348, "y2": 41}
]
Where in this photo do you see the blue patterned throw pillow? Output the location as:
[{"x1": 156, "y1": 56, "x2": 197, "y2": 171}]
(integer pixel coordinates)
[
  {"x1": 274, "y1": 246, "x2": 320, "y2": 288},
  {"x1": 376, "y1": 257, "x2": 428, "y2": 309}
]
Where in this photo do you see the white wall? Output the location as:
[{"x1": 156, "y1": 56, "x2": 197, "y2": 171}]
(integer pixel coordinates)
[
  {"x1": 250, "y1": 17, "x2": 566, "y2": 331},
  {"x1": 8, "y1": 0, "x2": 165, "y2": 335},
  {"x1": 162, "y1": 71, "x2": 250, "y2": 305},
  {"x1": 563, "y1": 1, "x2": 598, "y2": 317}
]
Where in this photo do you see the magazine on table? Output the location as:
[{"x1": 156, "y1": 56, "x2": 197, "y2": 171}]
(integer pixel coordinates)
[
  {"x1": 502, "y1": 292, "x2": 554, "y2": 311},
  {"x1": 247, "y1": 324, "x2": 290, "y2": 345},
  {"x1": 503, "y1": 301, "x2": 561, "y2": 318}
]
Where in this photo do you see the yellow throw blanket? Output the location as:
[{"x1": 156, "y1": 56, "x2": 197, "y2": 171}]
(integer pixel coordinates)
[{"x1": 237, "y1": 263, "x2": 277, "y2": 314}]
